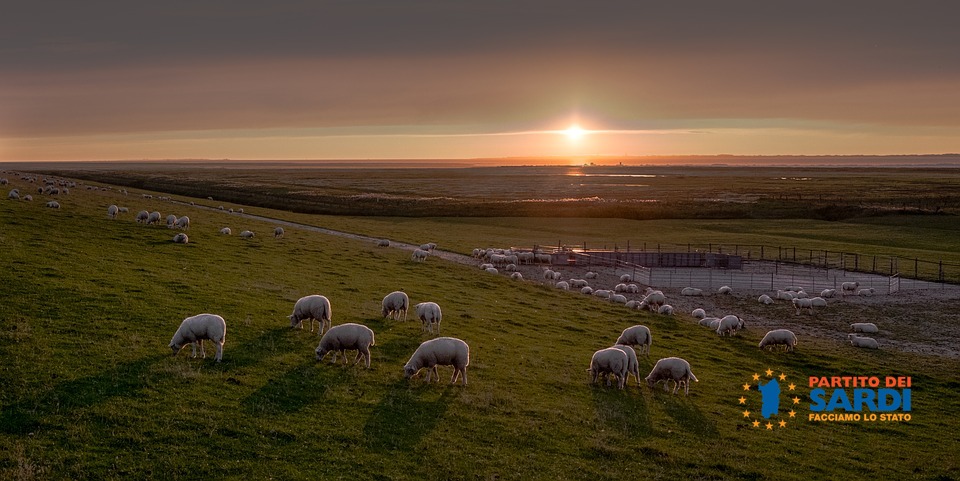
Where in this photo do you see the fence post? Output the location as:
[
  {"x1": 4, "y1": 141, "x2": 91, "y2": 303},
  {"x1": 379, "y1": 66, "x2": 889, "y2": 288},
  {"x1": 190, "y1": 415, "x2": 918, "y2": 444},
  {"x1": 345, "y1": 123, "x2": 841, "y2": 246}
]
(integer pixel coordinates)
[
  {"x1": 760, "y1": 245, "x2": 764, "y2": 260},
  {"x1": 939, "y1": 260, "x2": 943, "y2": 282},
  {"x1": 915, "y1": 258, "x2": 919, "y2": 278},
  {"x1": 872, "y1": 256, "x2": 876, "y2": 273}
]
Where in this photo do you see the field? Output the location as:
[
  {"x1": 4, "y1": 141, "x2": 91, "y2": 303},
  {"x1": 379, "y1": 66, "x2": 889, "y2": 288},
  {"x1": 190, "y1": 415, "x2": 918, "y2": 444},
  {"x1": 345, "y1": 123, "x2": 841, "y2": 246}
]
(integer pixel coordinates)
[{"x1": 2, "y1": 168, "x2": 960, "y2": 480}]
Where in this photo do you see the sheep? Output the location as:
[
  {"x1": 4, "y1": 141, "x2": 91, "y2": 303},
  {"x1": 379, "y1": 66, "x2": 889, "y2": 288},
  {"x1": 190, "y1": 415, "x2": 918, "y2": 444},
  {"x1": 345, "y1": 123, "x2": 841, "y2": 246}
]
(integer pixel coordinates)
[
  {"x1": 611, "y1": 344, "x2": 641, "y2": 387},
  {"x1": 810, "y1": 297, "x2": 827, "y2": 308},
  {"x1": 551, "y1": 271, "x2": 562, "y2": 280},
  {"x1": 794, "y1": 290, "x2": 809, "y2": 299},
  {"x1": 146, "y1": 211, "x2": 161, "y2": 225},
  {"x1": 716, "y1": 314, "x2": 745, "y2": 336},
  {"x1": 792, "y1": 297, "x2": 815, "y2": 315},
  {"x1": 176, "y1": 216, "x2": 190, "y2": 230},
  {"x1": 657, "y1": 304, "x2": 674, "y2": 315},
  {"x1": 377, "y1": 239, "x2": 390, "y2": 247},
  {"x1": 274, "y1": 226, "x2": 284, "y2": 238},
  {"x1": 172, "y1": 233, "x2": 189, "y2": 244},
  {"x1": 592, "y1": 289, "x2": 612, "y2": 299},
  {"x1": 166, "y1": 214, "x2": 178, "y2": 227},
  {"x1": 238, "y1": 208, "x2": 244, "y2": 214},
  {"x1": 858, "y1": 288, "x2": 876, "y2": 297},
  {"x1": 848, "y1": 334, "x2": 880, "y2": 349},
  {"x1": 219, "y1": 227, "x2": 232, "y2": 235},
  {"x1": 315, "y1": 323, "x2": 376, "y2": 368},
  {"x1": 289, "y1": 294, "x2": 333, "y2": 334},
  {"x1": 169, "y1": 313, "x2": 226, "y2": 362},
  {"x1": 107, "y1": 204, "x2": 119, "y2": 218},
  {"x1": 136, "y1": 210, "x2": 149, "y2": 223},
  {"x1": 411, "y1": 248, "x2": 429, "y2": 262},
  {"x1": 841, "y1": 281, "x2": 860, "y2": 296},
  {"x1": 692, "y1": 308, "x2": 706, "y2": 319},
  {"x1": 776, "y1": 290, "x2": 796, "y2": 301},
  {"x1": 239, "y1": 230, "x2": 255, "y2": 239},
  {"x1": 718, "y1": 285, "x2": 733, "y2": 295},
  {"x1": 218, "y1": 205, "x2": 224, "y2": 210},
  {"x1": 403, "y1": 337, "x2": 470, "y2": 385},
  {"x1": 569, "y1": 279, "x2": 589, "y2": 289},
  {"x1": 7, "y1": 189, "x2": 19, "y2": 200},
  {"x1": 625, "y1": 300, "x2": 641, "y2": 310},
  {"x1": 626, "y1": 284, "x2": 640, "y2": 293},
  {"x1": 850, "y1": 322, "x2": 879, "y2": 334},
  {"x1": 118, "y1": 206, "x2": 129, "y2": 213},
  {"x1": 419, "y1": 242, "x2": 437, "y2": 251},
  {"x1": 45, "y1": 201, "x2": 60, "y2": 209},
  {"x1": 611, "y1": 294, "x2": 628, "y2": 304},
  {"x1": 479, "y1": 263, "x2": 494, "y2": 270},
  {"x1": 580, "y1": 286, "x2": 593, "y2": 295},
  {"x1": 542, "y1": 269, "x2": 555, "y2": 280},
  {"x1": 698, "y1": 317, "x2": 719, "y2": 328},
  {"x1": 22, "y1": 195, "x2": 32, "y2": 201},
  {"x1": 645, "y1": 357, "x2": 698, "y2": 395},
  {"x1": 821, "y1": 289, "x2": 837, "y2": 298},
  {"x1": 758, "y1": 294, "x2": 774, "y2": 305},
  {"x1": 415, "y1": 302, "x2": 442, "y2": 334},
  {"x1": 585, "y1": 271, "x2": 598, "y2": 279},
  {"x1": 381, "y1": 291, "x2": 409, "y2": 321},
  {"x1": 615, "y1": 325, "x2": 652, "y2": 356},
  {"x1": 680, "y1": 287, "x2": 703, "y2": 296},
  {"x1": 759, "y1": 329, "x2": 798, "y2": 351},
  {"x1": 504, "y1": 264, "x2": 517, "y2": 272},
  {"x1": 614, "y1": 283, "x2": 629, "y2": 293},
  {"x1": 642, "y1": 290, "x2": 665, "y2": 310},
  {"x1": 556, "y1": 281, "x2": 570, "y2": 290},
  {"x1": 784, "y1": 286, "x2": 804, "y2": 293},
  {"x1": 620, "y1": 274, "x2": 632, "y2": 283},
  {"x1": 510, "y1": 272, "x2": 523, "y2": 280},
  {"x1": 484, "y1": 267, "x2": 499, "y2": 274},
  {"x1": 588, "y1": 347, "x2": 628, "y2": 389}
]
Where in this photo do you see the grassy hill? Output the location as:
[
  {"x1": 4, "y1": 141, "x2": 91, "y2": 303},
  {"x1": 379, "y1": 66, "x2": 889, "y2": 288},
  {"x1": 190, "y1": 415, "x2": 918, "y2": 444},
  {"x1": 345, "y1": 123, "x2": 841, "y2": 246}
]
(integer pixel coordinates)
[{"x1": 1, "y1": 177, "x2": 958, "y2": 480}]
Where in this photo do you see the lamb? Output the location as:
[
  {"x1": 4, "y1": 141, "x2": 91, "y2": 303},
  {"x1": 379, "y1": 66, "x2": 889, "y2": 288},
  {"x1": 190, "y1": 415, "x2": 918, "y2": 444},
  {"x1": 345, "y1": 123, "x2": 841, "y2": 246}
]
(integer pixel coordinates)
[
  {"x1": 758, "y1": 294, "x2": 774, "y2": 305},
  {"x1": 8, "y1": 189, "x2": 19, "y2": 200},
  {"x1": 403, "y1": 337, "x2": 470, "y2": 385},
  {"x1": 792, "y1": 297, "x2": 815, "y2": 315},
  {"x1": 172, "y1": 233, "x2": 189, "y2": 244},
  {"x1": 484, "y1": 267, "x2": 499, "y2": 274},
  {"x1": 691, "y1": 308, "x2": 706, "y2": 319},
  {"x1": 657, "y1": 304, "x2": 674, "y2": 315},
  {"x1": 716, "y1": 314, "x2": 745, "y2": 336},
  {"x1": 510, "y1": 272, "x2": 523, "y2": 280},
  {"x1": 610, "y1": 294, "x2": 628, "y2": 304},
  {"x1": 848, "y1": 334, "x2": 880, "y2": 349},
  {"x1": 580, "y1": 286, "x2": 593, "y2": 295},
  {"x1": 556, "y1": 281, "x2": 570, "y2": 290},
  {"x1": 146, "y1": 211, "x2": 161, "y2": 225},
  {"x1": 587, "y1": 347, "x2": 628, "y2": 389},
  {"x1": 611, "y1": 344, "x2": 641, "y2": 387},
  {"x1": 136, "y1": 210, "x2": 149, "y2": 223},
  {"x1": 377, "y1": 239, "x2": 390, "y2": 247},
  {"x1": 274, "y1": 226, "x2": 284, "y2": 238},
  {"x1": 169, "y1": 313, "x2": 226, "y2": 362},
  {"x1": 680, "y1": 287, "x2": 703, "y2": 296},
  {"x1": 415, "y1": 302, "x2": 442, "y2": 334},
  {"x1": 107, "y1": 204, "x2": 119, "y2": 218},
  {"x1": 858, "y1": 288, "x2": 876, "y2": 297},
  {"x1": 381, "y1": 291, "x2": 409, "y2": 321},
  {"x1": 46, "y1": 201, "x2": 60, "y2": 209},
  {"x1": 166, "y1": 214, "x2": 178, "y2": 227},
  {"x1": 615, "y1": 325, "x2": 652, "y2": 356},
  {"x1": 219, "y1": 227, "x2": 232, "y2": 235},
  {"x1": 569, "y1": 279, "x2": 589, "y2": 289},
  {"x1": 645, "y1": 357, "x2": 698, "y2": 395},
  {"x1": 821, "y1": 289, "x2": 837, "y2": 298},
  {"x1": 850, "y1": 322, "x2": 879, "y2": 333},
  {"x1": 315, "y1": 323, "x2": 376, "y2": 368},
  {"x1": 718, "y1": 285, "x2": 733, "y2": 295},
  {"x1": 624, "y1": 300, "x2": 641, "y2": 310},
  {"x1": 620, "y1": 274, "x2": 632, "y2": 283},
  {"x1": 841, "y1": 281, "x2": 860, "y2": 296},
  {"x1": 759, "y1": 329, "x2": 798, "y2": 351},
  {"x1": 585, "y1": 271, "x2": 598, "y2": 279},
  {"x1": 239, "y1": 230, "x2": 255, "y2": 239},
  {"x1": 411, "y1": 248, "x2": 429, "y2": 262},
  {"x1": 176, "y1": 216, "x2": 190, "y2": 230},
  {"x1": 289, "y1": 294, "x2": 333, "y2": 334}
]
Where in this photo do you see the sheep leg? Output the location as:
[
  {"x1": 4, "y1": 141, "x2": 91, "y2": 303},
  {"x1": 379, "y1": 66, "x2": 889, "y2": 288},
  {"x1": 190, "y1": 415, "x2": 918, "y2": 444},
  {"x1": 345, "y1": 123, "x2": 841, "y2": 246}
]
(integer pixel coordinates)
[
  {"x1": 190, "y1": 342, "x2": 197, "y2": 358},
  {"x1": 330, "y1": 351, "x2": 338, "y2": 364},
  {"x1": 451, "y1": 369, "x2": 460, "y2": 384},
  {"x1": 215, "y1": 342, "x2": 223, "y2": 362},
  {"x1": 340, "y1": 350, "x2": 349, "y2": 365}
]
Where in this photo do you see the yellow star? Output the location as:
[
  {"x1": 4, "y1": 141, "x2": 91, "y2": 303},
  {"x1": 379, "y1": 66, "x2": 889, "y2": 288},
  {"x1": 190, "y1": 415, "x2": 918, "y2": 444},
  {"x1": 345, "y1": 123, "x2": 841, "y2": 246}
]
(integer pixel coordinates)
[
  {"x1": 789, "y1": 410, "x2": 796, "y2": 418},
  {"x1": 778, "y1": 373, "x2": 787, "y2": 381},
  {"x1": 739, "y1": 397, "x2": 747, "y2": 404},
  {"x1": 792, "y1": 397, "x2": 800, "y2": 405},
  {"x1": 779, "y1": 420, "x2": 787, "y2": 428},
  {"x1": 789, "y1": 383, "x2": 796, "y2": 391},
  {"x1": 752, "y1": 420, "x2": 760, "y2": 428},
  {"x1": 765, "y1": 368, "x2": 774, "y2": 377},
  {"x1": 766, "y1": 422, "x2": 773, "y2": 430},
  {"x1": 752, "y1": 373, "x2": 760, "y2": 381},
  {"x1": 743, "y1": 410, "x2": 751, "y2": 418},
  {"x1": 743, "y1": 383, "x2": 751, "y2": 391}
]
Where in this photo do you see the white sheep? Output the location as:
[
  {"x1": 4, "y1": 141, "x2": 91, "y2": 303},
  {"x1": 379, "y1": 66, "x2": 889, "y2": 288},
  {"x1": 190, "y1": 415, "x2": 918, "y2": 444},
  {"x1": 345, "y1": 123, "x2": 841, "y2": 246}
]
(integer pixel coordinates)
[
  {"x1": 238, "y1": 208, "x2": 244, "y2": 214},
  {"x1": 614, "y1": 283, "x2": 629, "y2": 293},
  {"x1": 794, "y1": 290, "x2": 809, "y2": 299},
  {"x1": 858, "y1": 288, "x2": 876, "y2": 297},
  {"x1": 611, "y1": 344, "x2": 640, "y2": 387},
  {"x1": 484, "y1": 267, "x2": 499, "y2": 274},
  {"x1": 592, "y1": 289, "x2": 612, "y2": 299},
  {"x1": 169, "y1": 313, "x2": 226, "y2": 362},
  {"x1": 274, "y1": 226, "x2": 284, "y2": 238},
  {"x1": 615, "y1": 325, "x2": 652, "y2": 356},
  {"x1": 7, "y1": 189, "x2": 20, "y2": 200},
  {"x1": 784, "y1": 286, "x2": 804, "y2": 293},
  {"x1": 118, "y1": 206, "x2": 129, "y2": 213},
  {"x1": 718, "y1": 285, "x2": 733, "y2": 295},
  {"x1": 289, "y1": 294, "x2": 333, "y2": 334},
  {"x1": 588, "y1": 347, "x2": 628, "y2": 389},
  {"x1": 543, "y1": 269, "x2": 555, "y2": 280},
  {"x1": 759, "y1": 329, "x2": 798, "y2": 351},
  {"x1": 821, "y1": 289, "x2": 837, "y2": 298},
  {"x1": 792, "y1": 297, "x2": 814, "y2": 315},
  {"x1": 585, "y1": 271, "x2": 598, "y2": 279},
  {"x1": 172, "y1": 233, "x2": 189, "y2": 244},
  {"x1": 691, "y1": 308, "x2": 706, "y2": 319},
  {"x1": 680, "y1": 287, "x2": 703, "y2": 296},
  {"x1": 136, "y1": 210, "x2": 149, "y2": 223},
  {"x1": 658, "y1": 304, "x2": 674, "y2": 315},
  {"x1": 645, "y1": 357, "x2": 698, "y2": 395},
  {"x1": 176, "y1": 216, "x2": 190, "y2": 230},
  {"x1": 810, "y1": 297, "x2": 827, "y2": 308},
  {"x1": 626, "y1": 284, "x2": 640, "y2": 293},
  {"x1": 22, "y1": 195, "x2": 32, "y2": 201},
  {"x1": 219, "y1": 227, "x2": 232, "y2": 235},
  {"x1": 619, "y1": 274, "x2": 632, "y2": 283},
  {"x1": 381, "y1": 291, "x2": 409, "y2": 321},
  {"x1": 504, "y1": 264, "x2": 517, "y2": 272},
  {"x1": 411, "y1": 248, "x2": 429, "y2": 262},
  {"x1": 716, "y1": 314, "x2": 745, "y2": 336},
  {"x1": 841, "y1": 281, "x2": 860, "y2": 295},
  {"x1": 315, "y1": 323, "x2": 376, "y2": 368},
  {"x1": 377, "y1": 239, "x2": 390, "y2": 247},
  {"x1": 555, "y1": 281, "x2": 571, "y2": 290},
  {"x1": 147, "y1": 211, "x2": 161, "y2": 225},
  {"x1": 569, "y1": 279, "x2": 589, "y2": 289},
  {"x1": 776, "y1": 290, "x2": 796, "y2": 301},
  {"x1": 107, "y1": 204, "x2": 119, "y2": 218},
  {"x1": 850, "y1": 322, "x2": 879, "y2": 333},
  {"x1": 848, "y1": 334, "x2": 880, "y2": 349},
  {"x1": 403, "y1": 337, "x2": 470, "y2": 384},
  {"x1": 698, "y1": 317, "x2": 720, "y2": 328},
  {"x1": 758, "y1": 294, "x2": 774, "y2": 305},
  {"x1": 415, "y1": 302, "x2": 442, "y2": 334},
  {"x1": 510, "y1": 272, "x2": 523, "y2": 280},
  {"x1": 166, "y1": 214, "x2": 178, "y2": 227},
  {"x1": 625, "y1": 300, "x2": 641, "y2": 310},
  {"x1": 610, "y1": 294, "x2": 628, "y2": 304},
  {"x1": 46, "y1": 201, "x2": 60, "y2": 209},
  {"x1": 239, "y1": 230, "x2": 255, "y2": 239},
  {"x1": 642, "y1": 291, "x2": 665, "y2": 310},
  {"x1": 580, "y1": 286, "x2": 593, "y2": 295}
]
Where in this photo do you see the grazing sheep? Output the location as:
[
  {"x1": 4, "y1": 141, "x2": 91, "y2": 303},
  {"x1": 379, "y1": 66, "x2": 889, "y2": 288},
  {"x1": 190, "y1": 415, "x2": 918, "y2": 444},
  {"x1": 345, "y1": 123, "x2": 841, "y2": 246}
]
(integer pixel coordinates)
[
  {"x1": 588, "y1": 347, "x2": 628, "y2": 389},
  {"x1": 381, "y1": 291, "x2": 410, "y2": 321},
  {"x1": 758, "y1": 294, "x2": 774, "y2": 305},
  {"x1": 147, "y1": 211, "x2": 161, "y2": 225},
  {"x1": 698, "y1": 317, "x2": 720, "y2": 328},
  {"x1": 415, "y1": 302, "x2": 442, "y2": 334},
  {"x1": 718, "y1": 285, "x2": 733, "y2": 295},
  {"x1": 625, "y1": 300, "x2": 641, "y2": 310},
  {"x1": 107, "y1": 204, "x2": 119, "y2": 218},
  {"x1": 614, "y1": 283, "x2": 629, "y2": 293},
  {"x1": 810, "y1": 297, "x2": 827, "y2": 308},
  {"x1": 45, "y1": 201, "x2": 60, "y2": 209},
  {"x1": 219, "y1": 227, "x2": 232, "y2": 235},
  {"x1": 315, "y1": 323, "x2": 376, "y2": 368},
  {"x1": 556, "y1": 281, "x2": 570, "y2": 290},
  {"x1": 484, "y1": 267, "x2": 499, "y2": 274},
  {"x1": 289, "y1": 294, "x2": 333, "y2": 334},
  {"x1": 118, "y1": 206, "x2": 129, "y2": 213},
  {"x1": 543, "y1": 269, "x2": 556, "y2": 280},
  {"x1": 645, "y1": 357, "x2": 698, "y2": 395},
  {"x1": 172, "y1": 233, "x2": 189, "y2": 244},
  {"x1": 611, "y1": 294, "x2": 628, "y2": 304},
  {"x1": 759, "y1": 329, "x2": 798, "y2": 351},
  {"x1": 176, "y1": 216, "x2": 190, "y2": 230},
  {"x1": 858, "y1": 288, "x2": 876, "y2": 297},
  {"x1": 569, "y1": 279, "x2": 589, "y2": 289},
  {"x1": 377, "y1": 239, "x2": 390, "y2": 247},
  {"x1": 510, "y1": 272, "x2": 523, "y2": 280},
  {"x1": 792, "y1": 297, "x2": 815, "y2": 315},
  {"x1": 776, "y1": 290, "x2": 796, "y2": 301},
  {"x1": 642, "y1": 290, "x2": 665, "y2": 310},
  {"x1": 611, "y1": 344, "x2": 641, "y2": 387},
  {"x1": 239, "y1": 230, "x2": 255, "y2": 239},
  {"x1": 136, "y1": 210, "x2": 149, "y2": 223},
  {"x1": 615, "y1": 325, "x2": 652, "y2": 356},
  {"x1": 657, "y1": 304, "x2": 674, "y2": 315},
  {"x1": 411, "y1": 248, "x2": 429, "y2": 262},
  {"x1": 580, "y1": 286, "x2": 593, "y2": 295},
  {"x1": 585, "y1": 271, "x2": 598, "y2": 279},
  {"x1": 169, "y1": 313, "x2": 226, "y2": 362},
  {"x1": 691, "y1": 308, "x2": 706, "y2": 319},
  {"x1": 22, "y1": 195, "x2": 32, "y2": 201},
  {"x1": 166, "y1": 214, "x2": 178, "y2": 227},
  {"x1": 7, "y1": 189, "x2": 19, "y2": 200},
  {"x1": 794, "y1": 290, "x2": 809, "y2": 299},
  {"x1": 274, "y1": 226, "x2": 284, "y2": 238},
  {"x1": 403, "y1": 337, "x2": 470, "y2": 384},
  {"x1": 680, "y1": 287, "x2": 703, "y2": 296},
  {"x1": 848, "y1": 334, "x2": 880, "y2": 349},
  {"x1": 716, "y1": 314, "x2": 745, "y2": 336},
  {"x1": 841, "y1": 281, "x2": 860, "y2": 296},
  {"x1": 504, "y1": 264, "x2": 517, "y2": 272},
  {"x1": 821, "y1": 289, "x2": 837, "y2": 298},
  {"x1": 593, "y1": 289, "x2": 612, "y2": 299},
  {"x1": 620, "y1": 274, "x2": 632, "y2": 283},
  {"x1": 850, "y1": 322, "x2": 879, "y2": 334}
]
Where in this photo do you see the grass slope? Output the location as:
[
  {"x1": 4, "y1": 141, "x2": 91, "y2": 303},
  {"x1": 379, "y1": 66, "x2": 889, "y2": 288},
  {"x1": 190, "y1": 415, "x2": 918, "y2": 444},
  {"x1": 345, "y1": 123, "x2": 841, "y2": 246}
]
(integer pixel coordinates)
[{"x1": 0, "y1": 180, "x2": 958, "y2": 480}]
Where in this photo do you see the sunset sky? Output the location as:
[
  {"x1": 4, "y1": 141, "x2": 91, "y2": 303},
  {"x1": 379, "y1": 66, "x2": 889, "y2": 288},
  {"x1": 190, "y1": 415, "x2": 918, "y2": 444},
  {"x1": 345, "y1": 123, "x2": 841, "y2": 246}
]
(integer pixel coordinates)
[{"x1": 2, "y1": 1, "x2": 960, "y2": 161}]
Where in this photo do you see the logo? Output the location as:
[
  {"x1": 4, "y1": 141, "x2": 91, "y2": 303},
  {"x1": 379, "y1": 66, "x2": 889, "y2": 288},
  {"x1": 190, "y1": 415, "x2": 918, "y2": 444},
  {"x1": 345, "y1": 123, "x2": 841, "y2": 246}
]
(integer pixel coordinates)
[
  {"x1": 808, "y1": 376, "x2": 912, "y2": 422},
  {"x1": 738, "y1": 368, "x2": 799, "y2": 430}
]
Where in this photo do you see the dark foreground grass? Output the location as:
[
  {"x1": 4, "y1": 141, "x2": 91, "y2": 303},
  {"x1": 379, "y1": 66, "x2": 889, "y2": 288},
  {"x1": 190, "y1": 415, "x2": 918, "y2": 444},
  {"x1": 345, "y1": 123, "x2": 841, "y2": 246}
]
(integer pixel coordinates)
[{"x1": 1, "y1": 179, "x2": 958, "y2": 480}]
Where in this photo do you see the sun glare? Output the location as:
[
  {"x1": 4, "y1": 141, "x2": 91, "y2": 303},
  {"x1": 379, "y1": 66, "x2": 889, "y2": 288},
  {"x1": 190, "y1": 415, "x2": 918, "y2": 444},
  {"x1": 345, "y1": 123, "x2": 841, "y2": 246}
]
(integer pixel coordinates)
[{"x1": 564, "y1": 124, "x2": 586, "y2": 141}]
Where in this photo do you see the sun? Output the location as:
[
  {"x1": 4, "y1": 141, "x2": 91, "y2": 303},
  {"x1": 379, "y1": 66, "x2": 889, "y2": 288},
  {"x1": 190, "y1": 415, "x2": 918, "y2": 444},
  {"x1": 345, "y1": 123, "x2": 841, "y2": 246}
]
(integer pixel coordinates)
[{"x1": 564, "y1": 124, "x2": 586, "y2": 141}]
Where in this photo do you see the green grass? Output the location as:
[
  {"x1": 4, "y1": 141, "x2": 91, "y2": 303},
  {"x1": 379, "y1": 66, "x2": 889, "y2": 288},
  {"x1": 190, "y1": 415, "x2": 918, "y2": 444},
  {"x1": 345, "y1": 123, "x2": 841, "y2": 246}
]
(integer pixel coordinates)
[{"x1": 1, "y1": 178, "x2": 959, "y2": 480}]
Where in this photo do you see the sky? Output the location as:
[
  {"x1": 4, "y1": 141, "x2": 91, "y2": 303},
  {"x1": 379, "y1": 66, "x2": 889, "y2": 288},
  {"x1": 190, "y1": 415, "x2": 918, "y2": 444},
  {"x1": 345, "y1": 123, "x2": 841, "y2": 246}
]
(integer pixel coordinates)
[{"x1": 2, "y1": 1, "x2": 960, "y2": 162}]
